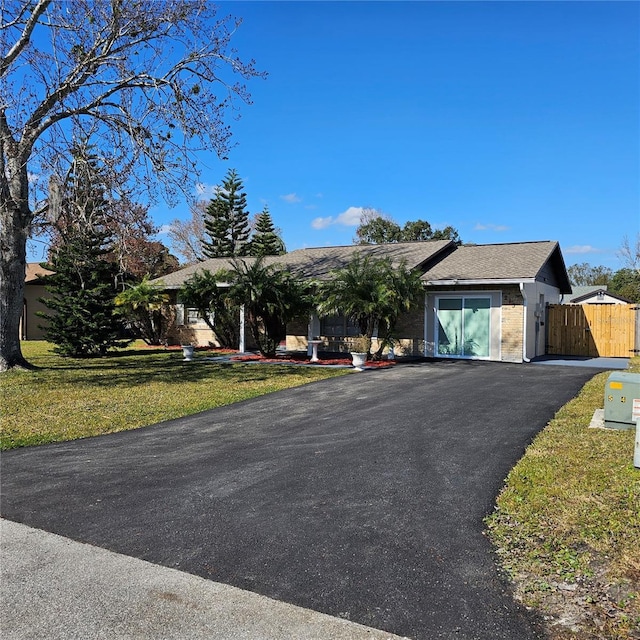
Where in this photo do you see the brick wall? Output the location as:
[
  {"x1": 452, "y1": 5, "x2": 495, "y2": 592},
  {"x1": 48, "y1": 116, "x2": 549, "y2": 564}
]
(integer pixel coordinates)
[
  {"x1": 393, "y1": 307, "x2": 425, "y2": 356},
  {"x1": 500, "y1": 286, "x2": 524, "y2": 362},
  {"x1": 285, "y1": 317, "x2": 308, "y2": 351}
]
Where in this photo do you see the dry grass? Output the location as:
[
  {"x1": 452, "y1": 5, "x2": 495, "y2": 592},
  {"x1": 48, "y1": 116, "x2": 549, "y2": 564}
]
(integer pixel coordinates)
[
  {"x1": 486, "y1": 359, "x2": 640, "y2": 639},
  {"x1": 0, "y1": 341, "x2": 348, "y2": 450}
]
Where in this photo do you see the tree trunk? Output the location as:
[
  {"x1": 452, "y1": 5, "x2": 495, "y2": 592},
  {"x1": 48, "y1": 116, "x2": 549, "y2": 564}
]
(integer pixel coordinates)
[
  {"x1": 0, "y1": 152, "x2": 34, "y2": 371},
  {"x1": 0, "y1": 207, "x2": 33, "y2": 370}
]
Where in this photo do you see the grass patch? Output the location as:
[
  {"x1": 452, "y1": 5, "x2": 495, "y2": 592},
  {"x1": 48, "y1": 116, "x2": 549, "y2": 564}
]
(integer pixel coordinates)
[
  {"x1": 0, "y1": 341, "x2": 348, "y2": 450},
  {"x1": 486, "y1": 359, "x2": 640, "y2": 639}
]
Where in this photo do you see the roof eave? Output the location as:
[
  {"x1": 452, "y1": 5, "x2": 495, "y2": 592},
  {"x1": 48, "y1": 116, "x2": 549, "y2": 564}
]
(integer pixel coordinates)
[{"x1": 423, "y1": 278, "x2": 537, "y2": 287}]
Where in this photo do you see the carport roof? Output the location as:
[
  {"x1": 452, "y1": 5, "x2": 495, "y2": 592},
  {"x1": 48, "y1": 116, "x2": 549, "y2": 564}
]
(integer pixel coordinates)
[{"x1": 421, "y1": 241, "x2": 572, "y2": 293}]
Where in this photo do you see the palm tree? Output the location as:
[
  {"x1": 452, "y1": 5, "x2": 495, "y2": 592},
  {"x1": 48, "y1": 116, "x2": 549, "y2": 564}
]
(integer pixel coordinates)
[
  {"x1": 317, "y1": 254, "x2": 423, "y2": 359},
  {"x1": 180, "y1": 269, "x2": 240, "y2": 348},
  {"x1": 227, "y1": 258, "x2": 312, "y2": 357},
  {"x1": 114, "y1": 277, "x2": 172, "y2": 345}
]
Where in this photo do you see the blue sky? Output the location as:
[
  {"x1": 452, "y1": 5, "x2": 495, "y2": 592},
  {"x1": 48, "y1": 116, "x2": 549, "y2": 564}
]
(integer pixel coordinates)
[{"x1": 155, "y1": 1, "x2": 637, "y2": 269}]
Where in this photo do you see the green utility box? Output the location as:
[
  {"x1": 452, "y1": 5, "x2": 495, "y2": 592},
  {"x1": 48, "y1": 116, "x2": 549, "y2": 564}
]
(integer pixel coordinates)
[{"x1": 604, "y1": 372, "x2": 640, "y2": 430}]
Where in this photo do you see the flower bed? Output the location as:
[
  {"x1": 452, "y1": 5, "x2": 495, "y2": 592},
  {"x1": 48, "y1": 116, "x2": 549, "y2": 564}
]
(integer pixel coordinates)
[
  {"x1": 230, "y1": 354, "x2": 395, "y2": 368},
  {"x1": 140, "y1": 344, "x2": 238, "y2": 355}
]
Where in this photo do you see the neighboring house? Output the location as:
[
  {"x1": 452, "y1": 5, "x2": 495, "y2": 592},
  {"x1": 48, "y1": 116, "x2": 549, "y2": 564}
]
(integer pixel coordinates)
[
  {"x1": 21, "y1": 263, "x2": 54, "y2": 340},
  {"x1": 562, "y1": 286, "x2": 631, "y2": 305},
  {"x1": 153, "y1": 240, "x2": 571, "y2": 363},
  {"x1": 559, "y1": 285, "x2": 606, "y2": 304}
]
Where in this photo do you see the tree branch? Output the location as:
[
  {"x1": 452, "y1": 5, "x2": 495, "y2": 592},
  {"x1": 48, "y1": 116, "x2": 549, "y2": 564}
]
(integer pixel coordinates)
[{"x1": 1, "y1": 0, "x2": 51, "y2": 78}]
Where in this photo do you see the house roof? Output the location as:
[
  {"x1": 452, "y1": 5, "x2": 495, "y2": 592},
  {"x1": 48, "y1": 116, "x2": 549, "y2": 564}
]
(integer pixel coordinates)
[
  {"x1": 420, "y1": 241, "x2": 572, "y2": 293},
  {"x1": 25, "y1": 263, "x2": 54, "y2": 283},
  {"x1": 570, "y1": 285, "x2": 608, "y2": 297},
  {"x1": 570, "y1": 289, "x2": 632, "y2": 304},
  {"x1": 153, "y1": 240, "x2": 455, "y2": 289},
  {"x1": 559, "y1": 285, "x2": 609, "y2": 303},
  {"x1": 152, "y1": 240, "x2": 572, "y2": 294}
]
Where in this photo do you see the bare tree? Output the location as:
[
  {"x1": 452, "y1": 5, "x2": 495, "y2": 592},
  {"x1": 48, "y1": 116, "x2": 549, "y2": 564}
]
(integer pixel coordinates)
[
  {"x1": 617, "y1": 234, "x2": 640, "y2": 272},
  {"x1": 167, "y1": 200, "x2": 207, "y2": 264},
  {"x1": 0, "y1": 0, "x2": 264, "y2": 370}
]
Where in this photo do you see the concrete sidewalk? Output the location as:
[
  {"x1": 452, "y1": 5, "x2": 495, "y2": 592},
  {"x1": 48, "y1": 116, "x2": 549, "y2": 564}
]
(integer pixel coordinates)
[{"x1": 1, "y1": 519, "x2": 406, "y2": 640}]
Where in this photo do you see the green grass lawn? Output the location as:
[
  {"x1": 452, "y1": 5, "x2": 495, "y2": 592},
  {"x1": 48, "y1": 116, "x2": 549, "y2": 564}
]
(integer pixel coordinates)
[
  {"x1": 0, "y1": 341, "x2": 348, "y2": 450},
  {"x1": 486, "y1": 359, "x2": 640, "y2": 639}
]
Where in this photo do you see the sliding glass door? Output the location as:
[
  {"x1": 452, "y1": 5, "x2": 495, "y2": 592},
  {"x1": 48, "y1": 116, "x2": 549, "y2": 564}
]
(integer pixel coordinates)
[{"x1": 436, "y1": 297, "x2": 491, "y2": 358}]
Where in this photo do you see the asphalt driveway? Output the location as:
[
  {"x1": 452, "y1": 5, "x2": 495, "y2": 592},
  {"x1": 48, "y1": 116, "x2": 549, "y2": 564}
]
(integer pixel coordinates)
[{"x1": 1, "y1": 360, "x2": 600, "y2": 639}]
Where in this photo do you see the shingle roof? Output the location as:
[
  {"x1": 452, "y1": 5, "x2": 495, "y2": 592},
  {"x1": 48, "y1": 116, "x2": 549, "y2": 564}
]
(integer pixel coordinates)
[
  {"x1": 559, "y1": 285, "x2": 608, "y2": 303},
  {"x1": 152, "y1": 240, "x2": 572, "y2": 293},
  {"x1": 421, "y1": 241, "x2": 571, "y2": 292},
  {"x1": 153, "y1": 240, "x2": 454, "y2": 288},
  {"x1": 569, "y1": 285, "x2": 608, "y2": 298},
  {"x1": 570, "y1": 289, "x2": 631, "y2": 304},
  {"x1": 275, "y1": 240, "x2": 454, "y2": 280}
]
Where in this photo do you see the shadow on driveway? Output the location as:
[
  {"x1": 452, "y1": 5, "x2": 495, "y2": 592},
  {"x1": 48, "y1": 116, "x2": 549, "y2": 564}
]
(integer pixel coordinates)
[{"x1": 1, "y1": 360, "x2": 601, "y2": 639}]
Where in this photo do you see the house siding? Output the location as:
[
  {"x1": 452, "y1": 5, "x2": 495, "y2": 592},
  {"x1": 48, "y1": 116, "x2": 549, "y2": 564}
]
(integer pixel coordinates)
[
  {"x1": 286, "y1": 310, "x2": 424, "y2": 356},
  {"x1": 500, "y1": 287, "x2": 524, "y2": 363},
  {"x1": 21, "y1": 283, "x2": 50, "y2": 340},
  {"x1": 537, "y1": 261, "x2": 560, "y2": 289}
]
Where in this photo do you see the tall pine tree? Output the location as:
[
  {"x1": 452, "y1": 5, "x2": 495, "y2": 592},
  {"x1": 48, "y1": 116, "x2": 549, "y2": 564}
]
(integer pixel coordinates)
[
  {"x1": 40, "y1": 229, "x2": 125, "y2": 357},
  {"x1": 202, "y1": 169, "x2": 251, "y2": 257},
  {"x1": 249, "y1": 206, "x2": 286, "y2": 256},
  {"x1": 39, "y1": 145, "x2": 126, "y2": 357}
]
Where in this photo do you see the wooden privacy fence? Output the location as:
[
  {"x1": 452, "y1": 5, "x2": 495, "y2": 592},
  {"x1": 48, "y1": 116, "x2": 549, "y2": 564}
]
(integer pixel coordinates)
[{"x1": 546, "y1": 304, "x2": 637, "y2": 358}]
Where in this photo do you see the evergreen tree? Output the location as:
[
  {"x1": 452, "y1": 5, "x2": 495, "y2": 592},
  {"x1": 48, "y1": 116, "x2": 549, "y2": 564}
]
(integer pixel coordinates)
[
  {"x1": 202, "y1": 169, "x2": 251, "y2": 257},
  {"x1": 249, "y1": 206, "x2": 286, "y2": 256},
  {"x1": 609, "y1": 268, "x2": 640, "y2": 303},
  {"x1": 39, "y1": 228, "x2": 126, "y2": 357},
  {"x1": 39, "y1": 143, "x2": 127, "y2": 357}
]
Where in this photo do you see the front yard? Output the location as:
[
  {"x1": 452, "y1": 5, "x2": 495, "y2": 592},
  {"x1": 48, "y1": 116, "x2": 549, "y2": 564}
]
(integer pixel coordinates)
[
  {"x1": 0, "y1": 342, "x2": 348, "y2": 450},
  {"x1": 487, "y1": 358, "x2": 640, "y2": 639},
  {"x1": 2, "y1": 343, "x2": 638, "y2": 638}
]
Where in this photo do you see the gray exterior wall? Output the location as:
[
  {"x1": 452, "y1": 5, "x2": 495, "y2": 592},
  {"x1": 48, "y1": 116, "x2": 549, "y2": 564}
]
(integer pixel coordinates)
[{"x1": 21, "y1": 283, "x2": 50, "y2": 340}]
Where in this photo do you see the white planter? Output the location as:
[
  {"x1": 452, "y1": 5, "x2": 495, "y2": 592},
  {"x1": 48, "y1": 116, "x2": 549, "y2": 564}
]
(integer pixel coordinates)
[
  {"x1": 182, "y1": 345, "x2": 195, "y2": 361},
  {"x1": 351, "y1": 352, "x2": 367, "y2": 371}
]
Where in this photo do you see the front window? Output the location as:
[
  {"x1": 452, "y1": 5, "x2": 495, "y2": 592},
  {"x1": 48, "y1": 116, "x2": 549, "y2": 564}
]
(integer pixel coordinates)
[
  {"x1": 186, "y1": 308, "x2": 203, "y2": 325},
  {"x1": 320, "y1": 314, "x2": 360, "y2": 337}
]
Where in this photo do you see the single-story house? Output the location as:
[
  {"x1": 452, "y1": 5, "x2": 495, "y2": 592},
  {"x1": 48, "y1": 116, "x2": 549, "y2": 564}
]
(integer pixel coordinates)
[
  {"x1": 153, "y1": 239, "x2": 571, "y2": 363},
  {"x1": 561, "y1": 286, "x2": 630, "y2": 305},
  {"x1": 21, "y1": 263, "x2": 54, "y2": 340}
]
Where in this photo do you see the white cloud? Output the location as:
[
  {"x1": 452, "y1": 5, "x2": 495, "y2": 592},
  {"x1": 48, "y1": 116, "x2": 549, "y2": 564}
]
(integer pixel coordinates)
[
  {"x1": 474, "y1": 223, "x2": 509, "y2": 232},
  {"x1": 311, "y1": 216, "x2": 334, "y2": 230},
  {"x1": 564, "y1": 245, "x2": 603, "y2": 255},
  {"x1": 311, "y1": 206, "x2": 364, "y2": 230},
  {"x1": 280, "y1": 193, "x2": 302, "y2": 204},
  {"x1": 157, "y1": 224, "x2": 173, "y2": 235}
]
